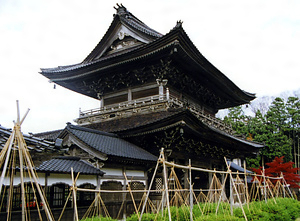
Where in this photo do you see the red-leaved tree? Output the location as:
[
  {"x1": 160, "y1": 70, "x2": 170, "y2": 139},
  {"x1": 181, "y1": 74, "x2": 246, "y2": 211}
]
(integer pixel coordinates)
[{"x1": 252, "y1": 156, "x2": 300, "y2": 188}]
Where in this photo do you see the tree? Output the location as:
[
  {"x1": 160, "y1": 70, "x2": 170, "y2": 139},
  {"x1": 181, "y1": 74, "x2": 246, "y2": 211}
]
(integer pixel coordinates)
[
  {"x1": 252, "y1": 156, "x2": 300, "y2": 188},
  {"x1": 223, "y1": 106, "x2": 247, "y2": 135},
  {"x1": 286, "y1": 97, "x2": 300, "y2": 168},
  {"x1": 265, "y1": 97, "x2": 288, "y2": 132},
  {"x1": 223, "y1": 96, "x2": 299, "y2": 168}
]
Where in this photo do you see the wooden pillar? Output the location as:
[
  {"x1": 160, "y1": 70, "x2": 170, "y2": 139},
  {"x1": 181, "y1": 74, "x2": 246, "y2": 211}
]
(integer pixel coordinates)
[
  {"x1": 128, "y1": 88, "x2": 132, "y2": 101},
  {"x1": 156, "y1": 79, "x2": 168, "y2": 100},
  {"x1": 100, "y1": 97, "x2": 104, "y2": 109},
  {"x1": 98, "y1": 93, "x2": 104, "y2": 109},
  {"x1": 166, "y1": 88, "x2": 170, "y2": 100}
]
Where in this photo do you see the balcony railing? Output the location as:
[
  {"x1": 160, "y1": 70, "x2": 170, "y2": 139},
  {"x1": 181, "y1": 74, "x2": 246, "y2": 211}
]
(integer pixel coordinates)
[
  {"x1": 79, "y1": 95, "x2": 167, "y2": 117},
  {"x1": 77, "y1": 95, "x2": 233, "y2": 134}
]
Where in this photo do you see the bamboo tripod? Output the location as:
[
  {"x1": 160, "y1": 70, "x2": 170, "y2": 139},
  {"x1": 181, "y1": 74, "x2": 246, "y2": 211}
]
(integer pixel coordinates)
[
  {"x1": 0, "y1": 101, "x2": 54, "y2": 221},
  {"x1": 73, "y1": 148, "x2": 295, "y2": 221},
  {"x1": 65, "y1": 152, "x2": 295, "y2": 221}
]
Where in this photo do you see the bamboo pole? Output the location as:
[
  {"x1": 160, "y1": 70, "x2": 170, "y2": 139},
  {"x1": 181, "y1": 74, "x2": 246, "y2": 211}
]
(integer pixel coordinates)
[
  {"x1": 17, "y1": 129, "x2": 54, "y2": 221},
  {"x1": 7, "y1": 144, "x2": 16, "y2": 219},
  {"x1": 243, "y1": 161, "x2": 250, "y2": 209},
  {"x1": 282, "y1": 175, "x2": 294, "y2": 199},
  {"x1": 215, "y1": 170, "x2": 229, "y2": 215},
  {"x1": 16, "y1": 100, "x2": 20, "y2": 125},
  {"x1": 123, "y1": 172, "x2": 139, "y2": 219},
  {"x1": 139, "y1": 149, "x2": 163, "y2": 221},
  {"x1": 20, "y1": 109, "x2": 30, "y2": 126},
  {"x1": 189, "y1": 159, "x2": 193, "y2": 221},
  {"x1": 0, "y1": 130, "x2": 15, "y2": 195},
  {"x1": 262, "y1": 166, "x2": 267, "y2": 203},
  {"x1": 17, "y1": 132, "x2": 26, "y2": 221},
  {"x1": 71, "y1": 168, "x2": 79, "y2": 221},
  {"x1": 162, "y1": 149, "x2": 172, "y2": 221},
  {"x1": 224, "y1": 157, "x2": 248, "y2": 221}
]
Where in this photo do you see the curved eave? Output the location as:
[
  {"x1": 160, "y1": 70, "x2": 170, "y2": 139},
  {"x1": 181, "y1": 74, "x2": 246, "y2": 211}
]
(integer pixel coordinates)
[
  {"x1": 167, "y1": 27, "x2": 256, "y2": 105},
  {"x1": 119, "y1": 110, "x2": 262, "y2": 154},
  {"x1": 40, "y1": 26, "x2": 255, "y2": 106}
]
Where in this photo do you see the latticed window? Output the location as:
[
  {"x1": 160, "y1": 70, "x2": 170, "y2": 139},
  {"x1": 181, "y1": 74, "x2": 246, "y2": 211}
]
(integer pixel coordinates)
[
  {"x1": 127, "y1": 181, "x2": 145, "y2": 201},
  {"x1": 9, "y1": 183, "x2": 40, "y2": 210},
  {"x1": 48, "y1": 183, "x2": 70, "y2": 208},
  {"x1": 78, "y1": 183, "x2": 96, "y2": 207},
  {"x1": 12, "y1": 185, "x2": 21, "y2": 209},
  {"x1": 155, "y1": 177, "x2": 163, "y2": 192}
]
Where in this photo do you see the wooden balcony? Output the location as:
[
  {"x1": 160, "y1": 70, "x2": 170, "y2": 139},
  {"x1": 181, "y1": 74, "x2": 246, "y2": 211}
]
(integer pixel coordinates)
[{"x1": 75, "y1": 95, "x2": 233, "y2": 134}]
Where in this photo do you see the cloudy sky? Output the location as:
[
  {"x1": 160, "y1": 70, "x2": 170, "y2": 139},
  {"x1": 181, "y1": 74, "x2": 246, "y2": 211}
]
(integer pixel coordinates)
[{"x1": 0, "y1": 0, "x2": 299, "y2": 133}]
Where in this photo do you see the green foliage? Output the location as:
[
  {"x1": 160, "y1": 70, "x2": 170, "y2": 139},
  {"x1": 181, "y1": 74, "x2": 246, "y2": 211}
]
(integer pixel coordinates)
[
  {"x1": 126, "y1": 212, "x2": 162, "y2": 221},
  {"x1": 80, "y1": 216, "x2": 118, "y2": 221},
  {"x1": 234, "y1": 198, "x2": 300, "y2": 221},
  {"x1": 223, "y1": 96, "x2": 300, "y2": 167},
  {"x1": 195, "y1": 213, "x2": 243, "y2": 221},
  {"x1": 126, "y1": 198, "x2": 300, "y2": 221},
  {"x1": 224, "y1": 106, "x2": 247, "y2": 136}
]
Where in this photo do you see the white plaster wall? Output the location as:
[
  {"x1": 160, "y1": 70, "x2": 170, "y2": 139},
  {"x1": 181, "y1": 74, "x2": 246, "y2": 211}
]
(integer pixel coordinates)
[
  {"x1": 47, "y1": 173, "x2": 97, "y2": 186},
  {"x1": 3, "y1": 172, "x2": 97, "y2": 187},
  {"x1": 101, "y1": 168, "x2": 123, "y2": 176},
  {"x1": 101, "y1": 168, "x2": 145, "y2": 177},
  {"x1": 3, "y1": 172, "x2": 45, "y2": 186},
  {"x1": 99, "y1": 168, "x2": 146, "y2": 185},
  {"x1": 76, "y1": 175, "x2": 97, "y2": 186},
  {"x1": 126, "y1": 170, "x2": 144, "y2": 177}
]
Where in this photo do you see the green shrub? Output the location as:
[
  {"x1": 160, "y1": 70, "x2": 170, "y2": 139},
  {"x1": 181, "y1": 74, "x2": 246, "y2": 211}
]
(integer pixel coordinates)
[
  {"x1": 234, "y1": 198, "x2": 300, "y2": 221},
  {"x1": 195, "y1": 214, "x2": 243, "y2": 221},
  {"x1": 85, "y1": 198, "x2": 300, "y2": 221},
  {"x1": 80, "y1": 216, "x2": 117, "y2": 221},
  {"x1": 126, "y1": 212, "x2": 162, "y2": 221}
]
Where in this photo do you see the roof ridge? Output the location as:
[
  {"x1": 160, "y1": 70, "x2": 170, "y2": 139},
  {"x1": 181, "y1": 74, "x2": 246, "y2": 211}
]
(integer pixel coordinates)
[
  {"x1": 114, "y1": 4, "x2": 162, "y2": 37},
  {"x1": 66, "y1": 123, "x2": 118, "y2": 138}
]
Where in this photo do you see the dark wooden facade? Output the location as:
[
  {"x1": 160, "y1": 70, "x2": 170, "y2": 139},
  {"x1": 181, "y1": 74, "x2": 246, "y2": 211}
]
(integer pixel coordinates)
[{"x1": 38, "y1": 4, "x2": 263, "y2": 219}]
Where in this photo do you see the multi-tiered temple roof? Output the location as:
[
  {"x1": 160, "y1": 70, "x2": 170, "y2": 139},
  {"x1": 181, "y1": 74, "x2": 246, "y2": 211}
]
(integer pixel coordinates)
[
  {"x1": 40, "y1": 5, "x2": 263, "y2": 160},
  {"x1": 41, "y1": 4, "x2": 255, "y2": 111}
]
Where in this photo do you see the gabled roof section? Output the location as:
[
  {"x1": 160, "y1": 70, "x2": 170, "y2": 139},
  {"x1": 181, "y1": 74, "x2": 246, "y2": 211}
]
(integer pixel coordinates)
[
  {"x1": 34, "y1": 129, "x2": 63, "y2": 142},
  {"x1": 83, "y1": 109, "x2": 263, "y2": 153},
  {"x1": 40, "y1": 5, "x2": 255, "y2": 109},
  {"x1": 59, "y1": 123, "x2": 157, "y2": 162},
  {"x1": 0, "y1": 124, "x2": 55, "y2": 152},
  {"x1": 37, "y1": 156, "x2": 104, "y2": 175},
  {"x1": 82, "y1": 4, "x2": 163, "y2": 63}
]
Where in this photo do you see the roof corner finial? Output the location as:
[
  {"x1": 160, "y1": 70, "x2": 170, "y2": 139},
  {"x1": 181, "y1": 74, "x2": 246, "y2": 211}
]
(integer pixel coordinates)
[
  {"x1": 175, "y1": 20, "x2": 183, "y2": 28},
  {"x1": 114, "y1": 3, "x2": 127, "y2": 15}
]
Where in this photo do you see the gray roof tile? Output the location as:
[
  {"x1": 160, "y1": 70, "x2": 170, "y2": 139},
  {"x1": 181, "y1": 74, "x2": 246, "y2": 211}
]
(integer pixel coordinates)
[
  {"x1": 65, "y1": 124, "x2": 157, "y2": 162},
  {"x1": 37, "y1": 156, "x2": 104, "y2": 175},
  {"x1": 0, "y1": 125, "x2": 55, "y2": 151}
]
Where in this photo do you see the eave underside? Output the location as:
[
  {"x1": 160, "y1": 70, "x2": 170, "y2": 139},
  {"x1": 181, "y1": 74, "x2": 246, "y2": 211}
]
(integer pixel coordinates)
[
  {"x1": 41, "y1": 27, "x2": 255, "y2": 110},
  {"x1": 83, "y1": 109, "x2": 262, "y2": 159}
]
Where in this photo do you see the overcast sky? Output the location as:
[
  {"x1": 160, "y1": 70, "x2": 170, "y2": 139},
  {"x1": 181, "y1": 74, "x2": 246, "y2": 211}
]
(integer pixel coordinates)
[{"x1": 0, "y1": 0, "x2": 299, "y2": 133}]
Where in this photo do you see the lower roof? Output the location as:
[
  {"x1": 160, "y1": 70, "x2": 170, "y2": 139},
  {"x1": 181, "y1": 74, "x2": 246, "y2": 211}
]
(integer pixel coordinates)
[
  {"x1": 0, "y1": 125, "x2": 55, "y2": 152},
  {"x1": 84, "y1": 108, "x2": 263, "y2": 154},
  {"x1": 36, "y1": 156, "x2": 104, "y2": 175},
  {"x1": 61, "y1": 123, "x2": 158, "y2": 162}
]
